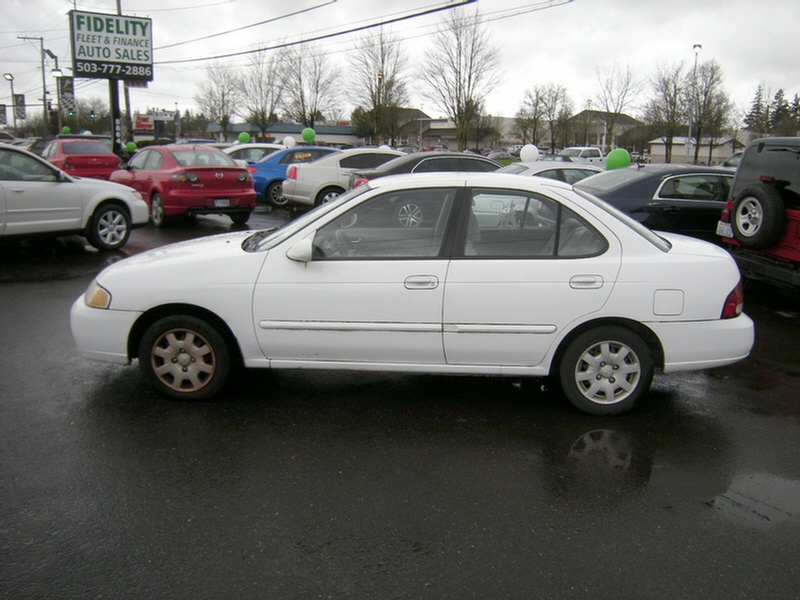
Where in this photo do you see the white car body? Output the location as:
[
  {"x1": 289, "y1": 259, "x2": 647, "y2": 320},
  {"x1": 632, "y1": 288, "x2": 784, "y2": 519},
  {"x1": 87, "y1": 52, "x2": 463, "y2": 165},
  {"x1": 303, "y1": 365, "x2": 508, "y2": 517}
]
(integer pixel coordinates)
[
  {"x1": 282, "y1": 147, "x2": 403, "y2": 207},
  {"x1": 71, "y1": 172, "x2": 754, "y2": 414},
  {"x1": 497, "y1": 162, "x2": 603, "y2": 184},
  {"x1": 1, "y1": 143, "x2": 149, "y2": 250},
  {"x1": 560, "y1": 146, "x2": 605, "y2": 165}
]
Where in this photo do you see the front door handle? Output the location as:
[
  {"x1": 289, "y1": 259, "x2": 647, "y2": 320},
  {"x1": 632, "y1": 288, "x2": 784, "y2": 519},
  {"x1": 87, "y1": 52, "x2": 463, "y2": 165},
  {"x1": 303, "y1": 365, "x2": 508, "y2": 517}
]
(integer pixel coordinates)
[
  {"x1": 570, "y1": 274, "x2": 603, "y2": 289},
  {"x1": 404, "y1": 275, "x2": 440, "y2": 290}
]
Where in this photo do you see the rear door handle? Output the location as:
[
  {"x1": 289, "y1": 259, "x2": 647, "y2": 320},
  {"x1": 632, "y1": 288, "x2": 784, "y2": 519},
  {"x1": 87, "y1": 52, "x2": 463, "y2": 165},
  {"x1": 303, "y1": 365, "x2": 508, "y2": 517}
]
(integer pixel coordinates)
[{"x1": 570, "y1": 275, "x2": 603, "y2": 289}]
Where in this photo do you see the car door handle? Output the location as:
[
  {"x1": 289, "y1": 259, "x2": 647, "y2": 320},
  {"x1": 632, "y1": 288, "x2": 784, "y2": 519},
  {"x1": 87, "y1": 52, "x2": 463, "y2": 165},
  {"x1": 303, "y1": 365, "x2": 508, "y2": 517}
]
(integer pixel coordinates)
[
  {"x1": 404, "y1": 275, "x2": 439, "y2": 290},
  {"x1": 570, "y1": 275, "x2": 604, "y2": 289}
]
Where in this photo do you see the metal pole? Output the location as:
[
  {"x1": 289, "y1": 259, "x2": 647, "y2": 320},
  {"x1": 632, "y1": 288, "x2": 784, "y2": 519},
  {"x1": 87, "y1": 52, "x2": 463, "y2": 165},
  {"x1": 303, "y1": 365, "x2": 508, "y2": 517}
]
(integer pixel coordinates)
[{"x1": 3, "y1": 74, "x2": 16, "y2": 128}]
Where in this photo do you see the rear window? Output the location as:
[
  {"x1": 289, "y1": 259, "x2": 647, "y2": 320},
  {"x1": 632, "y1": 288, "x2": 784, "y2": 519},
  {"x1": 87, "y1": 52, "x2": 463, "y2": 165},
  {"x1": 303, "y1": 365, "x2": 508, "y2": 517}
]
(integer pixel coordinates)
[
  {"x1": 575, "y1": 167, "x2": 647, "y2": 193},
  {"x1": 63, "y1": 141, "x2": 114, "y2": 155},
  {"x1": 171, "y1": 149, "x2": 236, "y2": 167},
  {"x1": 735, "y1": 141, "x2": 800, "y2": 204}
]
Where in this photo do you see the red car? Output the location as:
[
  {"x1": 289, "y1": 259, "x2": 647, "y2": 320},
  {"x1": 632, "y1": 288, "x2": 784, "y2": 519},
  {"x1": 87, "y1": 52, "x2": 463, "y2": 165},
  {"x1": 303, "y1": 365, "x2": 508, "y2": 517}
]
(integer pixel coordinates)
[
  {"x1": 111, "y1": 145, "x2": 256, "y2": 227},
  {"x1": 41, "y1": 137, "x2": 121, "y2": 180}
]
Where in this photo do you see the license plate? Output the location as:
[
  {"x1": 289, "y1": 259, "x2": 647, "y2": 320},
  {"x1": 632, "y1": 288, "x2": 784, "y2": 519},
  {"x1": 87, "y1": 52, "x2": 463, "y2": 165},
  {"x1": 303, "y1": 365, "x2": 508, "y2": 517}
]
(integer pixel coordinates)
[
  {"x1": 716, "y1": 221, "x2": 733, "y2": 238},
  {"x1": 214, "y1": 198, "x2": 230, "y2": 207}
]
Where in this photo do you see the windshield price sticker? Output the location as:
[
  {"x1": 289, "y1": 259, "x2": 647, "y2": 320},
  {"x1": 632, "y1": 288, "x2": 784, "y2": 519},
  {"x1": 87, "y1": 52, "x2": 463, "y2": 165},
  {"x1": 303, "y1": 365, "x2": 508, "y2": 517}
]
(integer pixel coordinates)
[{"x1": 70, "y1": 10, "x2": 154, "y2": 82}]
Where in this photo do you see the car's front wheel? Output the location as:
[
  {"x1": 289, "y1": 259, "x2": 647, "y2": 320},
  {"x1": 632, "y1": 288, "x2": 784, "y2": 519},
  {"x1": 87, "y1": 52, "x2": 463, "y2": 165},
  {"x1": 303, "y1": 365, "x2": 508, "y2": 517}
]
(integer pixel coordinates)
[
  {"x1": 87, "y1": 204, "x2": 131, "y2": 250},
  {"x1": 558, "y1": 326, "x2": 653, "y2": 415},
  {"x1": 138, "y1": 315, "x2": 230, "y2": 400},
  {"x1": 150, "y1": 193, "x2": 168, "y2": 228},
  {"x1": 267, "y1": 181, "x2": 287, "y2": 207}
]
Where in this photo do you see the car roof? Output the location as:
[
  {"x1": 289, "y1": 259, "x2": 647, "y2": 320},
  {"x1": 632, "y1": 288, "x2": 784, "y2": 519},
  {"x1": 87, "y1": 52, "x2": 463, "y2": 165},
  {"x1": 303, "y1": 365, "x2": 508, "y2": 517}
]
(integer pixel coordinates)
[{"x1": 364, "y1": 170, "x2": 573, "y2": 193}]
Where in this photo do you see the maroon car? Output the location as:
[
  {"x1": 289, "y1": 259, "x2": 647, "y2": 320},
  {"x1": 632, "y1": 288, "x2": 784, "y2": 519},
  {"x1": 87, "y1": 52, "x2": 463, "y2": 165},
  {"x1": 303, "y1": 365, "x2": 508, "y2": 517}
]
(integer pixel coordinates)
[
  {"x1": 42, "y1": 137, "x2": 121, "y2": 180},
  {"x1": 111, "y1": 145, "x2": 256, "y2": 227}
]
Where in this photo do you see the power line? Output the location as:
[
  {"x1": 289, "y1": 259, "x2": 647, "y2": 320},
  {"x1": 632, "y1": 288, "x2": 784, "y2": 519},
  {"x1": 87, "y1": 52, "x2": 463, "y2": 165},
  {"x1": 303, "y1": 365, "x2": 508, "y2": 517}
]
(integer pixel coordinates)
[{"x1": 156, "y1": 0, "x2": 477, "y2": 65}]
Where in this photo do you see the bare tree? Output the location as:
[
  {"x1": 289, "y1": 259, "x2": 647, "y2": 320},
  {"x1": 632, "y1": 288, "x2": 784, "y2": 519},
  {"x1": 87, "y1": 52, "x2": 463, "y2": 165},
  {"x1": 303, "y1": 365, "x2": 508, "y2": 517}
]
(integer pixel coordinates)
[
  {"x1": 515, "y1": 87, "x2": 547, "y2": 146},
  {"x1": 688, "y1": 59, "x2": 730, "y2": 163},
  {"x1": 541, "y1": 83, "x2": 573, "y2": 153},
  {"x1": 282, "y1": 46, "x2": 341, "y2": 129},
  {"x1": 643, "y1": 61, "x2": 687, "y2": 163},
  {"x1": 418, "y1": 8, "x2": 501, "y2": 150},
  {"x1": 349, "y1": 29, "x2": 409, "y2": 145},
  {"x1": 236, "y1": 48, "x2": 290, "y2": 140},
  {"x1": 595, "y1": 62, "x2": 640, "y2": 151},
  {"x1": 195, "y1": 62, "x2": 240, "y2": 142}
]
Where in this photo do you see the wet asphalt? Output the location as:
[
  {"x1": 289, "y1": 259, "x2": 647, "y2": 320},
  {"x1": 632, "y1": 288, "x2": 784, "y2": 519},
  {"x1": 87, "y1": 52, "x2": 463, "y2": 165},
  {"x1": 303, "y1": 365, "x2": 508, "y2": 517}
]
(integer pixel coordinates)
[{"x1": 2, "y1": 208, "x2": 799, "y2": 599}]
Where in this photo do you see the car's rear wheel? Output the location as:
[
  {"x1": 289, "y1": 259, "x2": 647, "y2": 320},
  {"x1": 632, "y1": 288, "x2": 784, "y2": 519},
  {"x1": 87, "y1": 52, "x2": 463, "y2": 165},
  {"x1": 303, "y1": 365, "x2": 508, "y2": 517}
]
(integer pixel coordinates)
[
  {"x1": 138, "y1": 315, "x2": 230, "y2": 400},
  {"x1": 315, "y1": 186, "x2": 344, "y2": 205},
  {"x1": 731, "y1": 184, "x2": 785, "y2": 249},
  {"x1": 87, "y1": 204, "x2": 131, "y2": 250},
  {"x1": 150, "y1": 193, "x2": 168, "y2": 228},
  {"x1": 558, "y1": 326, "x2": 653, "y2": 415},
  {"x1": 267, "y1": 181, "x2": 287, "y2": 207}
]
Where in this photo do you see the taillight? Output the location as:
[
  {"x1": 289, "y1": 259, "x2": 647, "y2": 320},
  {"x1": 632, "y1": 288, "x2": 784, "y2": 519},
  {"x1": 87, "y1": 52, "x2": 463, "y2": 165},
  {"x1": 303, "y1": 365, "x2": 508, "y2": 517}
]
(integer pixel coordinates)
[
  {"x1": 171, "y1": 171, "x2": 200, "y2": 183},
  {"x1": 287, "y1": 166, "x2": 297, "y2": 180},
  {"x1": 238, "y1": 172, "x2": 251, "y2": 183},
  {"x1": 721, "y1": 280, "x2": 744, "y2": 319},
  {"x1": 353, "y1": 177, "x2": 369, "y2": 188},
  {"x1": 248, "y1": 166, "x2": 257, "y2": 175},
  {"x1": 64, "y1": 158, "x2": 75, "y2": 171},
  {"x1": 719, "y1": 199, "x2": 734, "y2": 224}
]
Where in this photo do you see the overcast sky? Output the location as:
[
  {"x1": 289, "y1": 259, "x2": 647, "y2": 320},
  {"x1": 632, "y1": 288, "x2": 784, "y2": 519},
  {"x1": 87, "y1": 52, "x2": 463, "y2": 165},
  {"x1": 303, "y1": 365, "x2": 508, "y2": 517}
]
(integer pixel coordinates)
[{"x1": 2, "y1": 0, "x2": 798, "y2": 125}]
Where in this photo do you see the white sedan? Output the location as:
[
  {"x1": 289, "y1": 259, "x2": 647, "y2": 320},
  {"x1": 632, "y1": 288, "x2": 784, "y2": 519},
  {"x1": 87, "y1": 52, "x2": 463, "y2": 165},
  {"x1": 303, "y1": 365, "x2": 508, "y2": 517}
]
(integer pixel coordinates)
[
  {"x1": 497, "y1": 161, "x2": 603, "y2": 184},
  {"x1": 1, "y1": 143, "x2": 149, "y2": 250},
  {"x1": 71, "y1": 172, "x2": 754, "y2": 415},
  {"x1": 282, "y1": 147, "x2": 403, "y2": 207}
]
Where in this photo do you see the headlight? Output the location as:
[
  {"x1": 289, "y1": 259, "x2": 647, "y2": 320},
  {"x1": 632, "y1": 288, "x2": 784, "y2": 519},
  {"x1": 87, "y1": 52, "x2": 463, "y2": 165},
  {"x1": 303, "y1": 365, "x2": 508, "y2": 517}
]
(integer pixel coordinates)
[{"x1": 84, "y1": 279, "x2": 112, "y2": 309}]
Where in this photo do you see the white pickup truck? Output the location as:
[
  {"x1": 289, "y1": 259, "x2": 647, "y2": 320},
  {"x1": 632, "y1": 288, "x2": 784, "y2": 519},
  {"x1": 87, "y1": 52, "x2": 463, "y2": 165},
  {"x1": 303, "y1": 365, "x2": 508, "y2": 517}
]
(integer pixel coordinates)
[{"x1": 560, "y1": 146, "x2": 605, "y2": 165}]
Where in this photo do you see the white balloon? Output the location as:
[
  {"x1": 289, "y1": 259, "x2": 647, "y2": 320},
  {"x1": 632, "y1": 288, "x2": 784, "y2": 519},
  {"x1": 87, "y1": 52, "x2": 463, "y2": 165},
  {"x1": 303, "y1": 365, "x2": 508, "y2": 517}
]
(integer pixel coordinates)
[
  {"x1": 519, "y1": 144, "x2": 540, "y2": 162},
  {"x1": 284, "y1": 136, "x2": 296, "y2": 148}
]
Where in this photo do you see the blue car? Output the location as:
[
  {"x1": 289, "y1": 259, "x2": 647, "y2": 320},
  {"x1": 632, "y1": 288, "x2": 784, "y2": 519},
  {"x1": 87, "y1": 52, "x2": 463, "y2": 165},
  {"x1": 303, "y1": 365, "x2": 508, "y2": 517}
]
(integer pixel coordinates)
[{"x1": 248, "y1": 146, "x2": 339, "y2": 206}]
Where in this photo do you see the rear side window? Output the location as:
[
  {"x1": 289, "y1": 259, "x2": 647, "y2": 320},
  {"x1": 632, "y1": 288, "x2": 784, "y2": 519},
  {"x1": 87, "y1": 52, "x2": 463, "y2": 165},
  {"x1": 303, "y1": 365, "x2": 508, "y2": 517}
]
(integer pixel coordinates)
[
  {"x1": 460, "y1": 157, "x2": 498, "y2": 172},
  {"x1": 340, "y1": 153, "x2": 397, "y2": 169}
]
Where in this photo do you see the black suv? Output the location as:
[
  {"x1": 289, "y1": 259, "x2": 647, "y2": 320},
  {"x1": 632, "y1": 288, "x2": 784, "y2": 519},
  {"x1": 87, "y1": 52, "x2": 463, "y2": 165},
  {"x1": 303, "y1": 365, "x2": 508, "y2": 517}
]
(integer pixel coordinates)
[{"x1": 717, "y1": 137, "x2": 800, "y2": 288}]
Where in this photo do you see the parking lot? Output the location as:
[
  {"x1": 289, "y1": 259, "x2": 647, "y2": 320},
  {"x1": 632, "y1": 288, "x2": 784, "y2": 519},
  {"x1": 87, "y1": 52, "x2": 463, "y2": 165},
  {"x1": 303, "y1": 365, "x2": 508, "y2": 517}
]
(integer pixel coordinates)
[{"x1": 2, "y1": 210, "x2": 799, "y2": 599}]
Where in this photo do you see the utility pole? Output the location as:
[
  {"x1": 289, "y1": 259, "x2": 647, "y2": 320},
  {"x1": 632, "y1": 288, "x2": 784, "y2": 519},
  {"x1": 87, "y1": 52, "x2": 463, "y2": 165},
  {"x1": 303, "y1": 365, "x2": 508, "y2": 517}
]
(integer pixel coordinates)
[{"x1": 19, "y1": 36, "x2": 49, "y2": 137}]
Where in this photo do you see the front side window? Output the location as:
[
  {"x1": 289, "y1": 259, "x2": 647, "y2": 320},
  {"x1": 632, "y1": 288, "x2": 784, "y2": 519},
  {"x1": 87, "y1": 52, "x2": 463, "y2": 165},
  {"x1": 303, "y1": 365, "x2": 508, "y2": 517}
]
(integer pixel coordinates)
[
  {"x1": 658, "y1": 175, "x2": 729, "y2": 201},
  {"x1": 0, "y1": 149, "x2": 57, "y2": 182},
  {"x1": 312, "y1": 187, "x2": 457, "y2": 259},
  {"x1": 467, "y1": 188, "x2": 606, "y2": 258}
]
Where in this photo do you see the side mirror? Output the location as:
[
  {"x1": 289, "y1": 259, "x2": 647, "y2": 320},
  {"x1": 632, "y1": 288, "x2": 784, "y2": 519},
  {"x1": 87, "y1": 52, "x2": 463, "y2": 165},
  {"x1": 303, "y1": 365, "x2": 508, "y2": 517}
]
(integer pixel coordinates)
[{"x1": 286, "y1": 236, "x2": 314, "y2": 262}]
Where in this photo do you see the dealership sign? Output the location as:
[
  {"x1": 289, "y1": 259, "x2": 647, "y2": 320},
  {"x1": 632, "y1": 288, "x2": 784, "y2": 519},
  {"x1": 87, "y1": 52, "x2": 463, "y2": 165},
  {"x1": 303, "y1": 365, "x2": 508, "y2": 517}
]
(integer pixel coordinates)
[{"x1": 69, "y1": 10, "x2": 153, "y2": 82}]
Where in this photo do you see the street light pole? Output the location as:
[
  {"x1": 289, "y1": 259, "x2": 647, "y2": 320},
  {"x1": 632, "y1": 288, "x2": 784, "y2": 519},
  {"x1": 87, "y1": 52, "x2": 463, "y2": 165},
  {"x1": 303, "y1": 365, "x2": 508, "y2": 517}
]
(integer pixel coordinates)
[
  {"x1": 3, "y1": 73, "x2": 15, "y2": 129},
  {"x1": 686, "y1": 43, "x2": 701, "y2": 163}
]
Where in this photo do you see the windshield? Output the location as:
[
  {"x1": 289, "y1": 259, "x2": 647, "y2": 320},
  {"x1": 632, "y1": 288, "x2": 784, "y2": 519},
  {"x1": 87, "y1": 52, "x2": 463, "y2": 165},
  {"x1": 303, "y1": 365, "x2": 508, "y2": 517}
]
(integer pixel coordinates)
[
  {"x1": 243, "y1": 185, "x2": 370, "y2": 252},
  {"x1": 561, "y1": 148, "x2": 582, "y2": 157}
]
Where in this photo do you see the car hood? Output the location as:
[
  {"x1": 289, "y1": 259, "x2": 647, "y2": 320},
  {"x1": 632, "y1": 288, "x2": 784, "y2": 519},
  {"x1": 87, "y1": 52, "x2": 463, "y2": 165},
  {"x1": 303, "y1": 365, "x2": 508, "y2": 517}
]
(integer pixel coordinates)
[
  {"x1": 95, "y1": 231, "x2": 269, "y2": 310},
  {"x1": 70, "y1": 173, "x2": 138, "y2": 194}
]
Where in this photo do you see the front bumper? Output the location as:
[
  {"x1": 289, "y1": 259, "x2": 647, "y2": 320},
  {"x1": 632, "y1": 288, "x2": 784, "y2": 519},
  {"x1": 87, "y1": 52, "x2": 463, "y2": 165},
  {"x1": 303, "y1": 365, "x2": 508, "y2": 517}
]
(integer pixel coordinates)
[{"x1": 70, "y1": 296, "x2": 142, "y2": 364}]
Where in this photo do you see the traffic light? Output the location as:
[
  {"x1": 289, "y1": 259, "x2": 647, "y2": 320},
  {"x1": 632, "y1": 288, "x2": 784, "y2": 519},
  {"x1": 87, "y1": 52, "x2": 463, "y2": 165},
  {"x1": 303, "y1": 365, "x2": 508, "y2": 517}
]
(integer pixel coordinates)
[
  {"x1": 47, "y1": 101, "x2": 54, "y2": 115},
  {"x1": 89, "y1": 110, "x2": 95, "y2": 119},
  {"x1": 68, "y1": 109, "x2": 74, "y2": 117}
]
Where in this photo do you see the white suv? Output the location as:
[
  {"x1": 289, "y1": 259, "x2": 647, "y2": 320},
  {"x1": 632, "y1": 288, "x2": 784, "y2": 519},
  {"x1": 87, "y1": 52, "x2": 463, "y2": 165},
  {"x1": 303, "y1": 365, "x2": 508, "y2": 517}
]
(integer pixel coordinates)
[{"x1": 0, "y1": 143, "x2": 148, "y2": 250}]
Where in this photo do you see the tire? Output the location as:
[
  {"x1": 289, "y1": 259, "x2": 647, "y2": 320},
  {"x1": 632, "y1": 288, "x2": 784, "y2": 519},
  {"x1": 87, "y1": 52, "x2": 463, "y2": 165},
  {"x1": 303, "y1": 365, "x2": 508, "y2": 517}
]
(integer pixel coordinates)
[
  {"x1": 230, "y1": 211, "x2": 250, "y2": 225},
  {"x1": 150, "y1": 193, "x2": 168, "y2": 228},
  {"x1": 395, "y1": 202, "x2": 423, "y2": 228},
  {"x1": 267, "y1": 181, "x2": 287, "y2": 207},
  {"x1": 558, "y1": 326, "x2": 653, "y2": 415},
  {"x1": 87, "y1": 204, "x2": 131, "y2": 250},
  {"x1": 731, "y1": 184, "x2": 785, "y2": 250},
  {"x1": 315, "y1": 186, "x2": 344, "y2": 206},
  {"x1": 138, "y1": 315, "x2": 230, "y2": 400}
]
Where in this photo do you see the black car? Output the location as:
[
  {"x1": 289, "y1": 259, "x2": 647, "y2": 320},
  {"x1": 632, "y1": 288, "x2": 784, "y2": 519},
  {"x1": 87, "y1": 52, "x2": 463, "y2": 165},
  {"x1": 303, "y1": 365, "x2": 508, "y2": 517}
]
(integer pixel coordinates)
[
  {"x1": 575, "y1": 164, "x2": 735, "y2": 242},
  {"x1": 348, "y1": 151, "x2": 501, "y2": 188}
]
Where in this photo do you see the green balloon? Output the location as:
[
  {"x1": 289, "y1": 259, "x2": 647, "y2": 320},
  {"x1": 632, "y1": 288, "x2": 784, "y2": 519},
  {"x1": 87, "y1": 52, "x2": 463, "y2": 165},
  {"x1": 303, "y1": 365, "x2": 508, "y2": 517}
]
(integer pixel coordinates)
[
  {"x1": 62, "y1": 126, "x2": 71, "y2": 134},
  {"x1": 126, "y1": 142, "x2": 137, "y2": 153},
  {"x1": 238, "y1": 132, "x2": 251, "y2": 143},
  {"x1": 301, "y1": 128, "x2": 315, "y2": 143},
  {"x1": 606, "y1": 148, "x2": 631, "y2": 170}
]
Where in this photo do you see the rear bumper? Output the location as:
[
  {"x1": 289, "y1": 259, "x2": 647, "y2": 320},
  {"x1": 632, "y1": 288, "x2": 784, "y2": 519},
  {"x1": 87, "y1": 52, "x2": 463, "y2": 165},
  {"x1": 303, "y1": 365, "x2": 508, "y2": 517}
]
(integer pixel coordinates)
[
  {"x1": 162, "y1": 190, "x2": 256, "y2": 216},
  {"x1": 730, "y1": 249, "x2": 800, "y2": 288}
]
